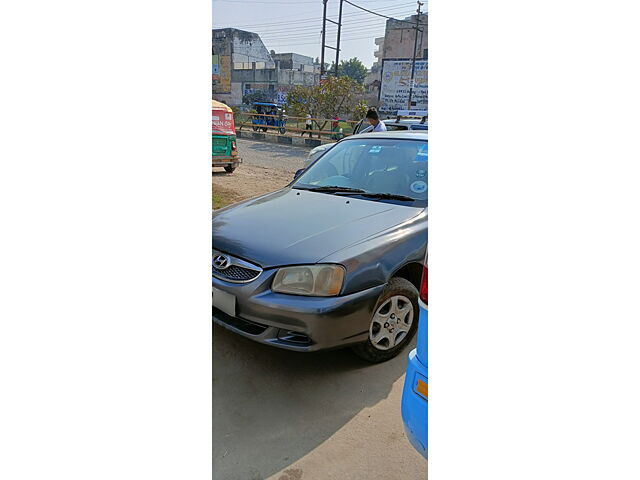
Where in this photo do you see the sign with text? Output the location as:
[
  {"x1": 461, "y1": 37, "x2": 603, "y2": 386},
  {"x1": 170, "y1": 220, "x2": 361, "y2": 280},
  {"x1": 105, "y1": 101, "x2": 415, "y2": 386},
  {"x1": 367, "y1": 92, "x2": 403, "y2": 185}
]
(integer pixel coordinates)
[
  {"x1": 379, "y1": 59, "x2": 428, "y2": 116},
  {"x1": 212, "y1": 110, "x2": 235, "y2": 136}
]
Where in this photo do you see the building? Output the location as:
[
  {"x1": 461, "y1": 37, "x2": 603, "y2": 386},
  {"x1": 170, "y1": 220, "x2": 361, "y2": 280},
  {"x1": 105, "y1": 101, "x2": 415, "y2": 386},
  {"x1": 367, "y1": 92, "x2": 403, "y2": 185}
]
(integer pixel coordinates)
[
  {"x1": 381, "y1": 14, "x2": 427, "y2": 61},
  {"x1": 364, "y1": 13, "x2": 428, "y2": 110},
  {"x1": 212, "y1": 29, "x2": 320, "y2": 106}
]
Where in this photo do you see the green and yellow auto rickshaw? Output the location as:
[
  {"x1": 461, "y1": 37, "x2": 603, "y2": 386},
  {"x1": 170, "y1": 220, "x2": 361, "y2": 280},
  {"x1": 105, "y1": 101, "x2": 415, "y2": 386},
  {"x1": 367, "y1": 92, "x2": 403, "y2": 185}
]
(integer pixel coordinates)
[{"x1": 212, "y1": 100, "x2": 242, "y2": 173}]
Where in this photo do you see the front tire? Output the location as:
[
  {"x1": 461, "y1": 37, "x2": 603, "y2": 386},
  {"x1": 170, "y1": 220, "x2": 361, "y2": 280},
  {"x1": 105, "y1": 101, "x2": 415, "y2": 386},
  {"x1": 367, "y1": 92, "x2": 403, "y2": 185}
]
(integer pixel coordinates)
[
  {"x1": 352, "y1": 277, "x2": 419, "y2": 363},
  {"x1": 224, "y1": 165, "x2": 236, "y2": 173}
]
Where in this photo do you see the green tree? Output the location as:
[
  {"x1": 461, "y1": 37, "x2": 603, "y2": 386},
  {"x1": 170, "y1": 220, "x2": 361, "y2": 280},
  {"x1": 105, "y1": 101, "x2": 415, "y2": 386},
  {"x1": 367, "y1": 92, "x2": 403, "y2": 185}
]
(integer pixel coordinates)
[
  {"x1": 286, "y1": 76, "x2": 364, "y2": 135},
  {"x1": 242, "y1": 91, "x2": 269, "y2": 106},
  {"x1": 352, "y1": 100, "x2": 369, "y2": 121},
  {"x1": 328, "y1": 57, "x2": 369, "y2": 85}
]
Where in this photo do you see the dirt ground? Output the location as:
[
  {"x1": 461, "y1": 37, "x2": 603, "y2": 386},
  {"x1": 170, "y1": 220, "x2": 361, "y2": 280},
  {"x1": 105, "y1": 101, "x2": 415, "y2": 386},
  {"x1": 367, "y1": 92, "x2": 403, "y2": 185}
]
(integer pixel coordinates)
[
  {"x1": 212, "y1": 138, "x2": 306, "y2": 209},
  {"x1": 212, "y1": 166, "x2": 292, "y2": 206}
]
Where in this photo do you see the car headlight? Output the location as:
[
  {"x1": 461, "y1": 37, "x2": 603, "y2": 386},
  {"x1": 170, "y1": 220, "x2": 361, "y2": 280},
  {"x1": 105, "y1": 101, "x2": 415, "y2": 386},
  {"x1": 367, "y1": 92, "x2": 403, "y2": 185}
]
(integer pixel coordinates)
[{"x1": 272, "y1": 264, "x2": 345, "y2": 296}]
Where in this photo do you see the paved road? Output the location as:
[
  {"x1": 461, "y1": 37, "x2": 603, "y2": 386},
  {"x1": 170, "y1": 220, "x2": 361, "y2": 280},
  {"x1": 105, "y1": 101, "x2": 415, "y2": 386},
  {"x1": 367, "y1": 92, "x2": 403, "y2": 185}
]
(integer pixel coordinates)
[
  {"x1": 213, "y1": 138, "x2": 427, "y2": 479},
  {"x1": 233, "y1": 137, "x2": 311, "y2": 172}
]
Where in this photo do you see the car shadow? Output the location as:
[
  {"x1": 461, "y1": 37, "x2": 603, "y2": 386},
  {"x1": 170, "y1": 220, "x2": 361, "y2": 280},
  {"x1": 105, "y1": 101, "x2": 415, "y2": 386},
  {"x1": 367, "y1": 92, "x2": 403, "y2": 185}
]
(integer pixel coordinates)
[
  {"x1": 242, "y1": 141, "x2": 310, "y2": 159},
  {"x1": 213, "y1": 323, "x2": 413, "y2": 480}
]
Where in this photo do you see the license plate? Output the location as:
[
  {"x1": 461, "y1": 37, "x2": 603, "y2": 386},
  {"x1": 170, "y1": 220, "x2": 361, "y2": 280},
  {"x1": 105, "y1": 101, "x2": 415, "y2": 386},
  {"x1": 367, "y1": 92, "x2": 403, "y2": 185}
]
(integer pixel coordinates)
[{"x1": 212, "y1": 287, "x2": 236, "y2": 317}]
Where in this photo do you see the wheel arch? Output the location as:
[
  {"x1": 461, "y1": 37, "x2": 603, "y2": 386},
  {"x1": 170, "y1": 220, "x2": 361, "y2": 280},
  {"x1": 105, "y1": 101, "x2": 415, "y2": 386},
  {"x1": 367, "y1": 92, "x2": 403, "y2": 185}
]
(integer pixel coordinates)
[{"x1": 391, "y1": 262, "x2": 423, "y2": 292}]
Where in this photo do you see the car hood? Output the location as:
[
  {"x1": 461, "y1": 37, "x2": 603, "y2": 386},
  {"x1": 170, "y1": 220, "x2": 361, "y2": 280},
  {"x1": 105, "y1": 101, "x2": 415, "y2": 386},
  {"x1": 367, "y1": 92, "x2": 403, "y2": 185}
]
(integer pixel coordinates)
[{"x1": 213, "y1": 188, "x2": 423, "y2": 268}]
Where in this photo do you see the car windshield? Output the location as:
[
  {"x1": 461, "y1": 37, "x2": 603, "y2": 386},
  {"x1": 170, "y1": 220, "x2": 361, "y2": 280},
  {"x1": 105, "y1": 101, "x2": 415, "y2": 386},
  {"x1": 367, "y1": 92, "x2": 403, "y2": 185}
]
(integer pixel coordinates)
[{"x1": 293, "y1": 137, "x2": 427, "y2": 206}]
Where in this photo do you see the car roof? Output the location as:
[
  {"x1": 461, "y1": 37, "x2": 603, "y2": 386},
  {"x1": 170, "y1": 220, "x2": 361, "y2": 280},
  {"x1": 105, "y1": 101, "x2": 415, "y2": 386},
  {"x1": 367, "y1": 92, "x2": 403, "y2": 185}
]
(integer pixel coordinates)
[{"x1": 345, "y1": 131, "x2": 428, "y2": 141}]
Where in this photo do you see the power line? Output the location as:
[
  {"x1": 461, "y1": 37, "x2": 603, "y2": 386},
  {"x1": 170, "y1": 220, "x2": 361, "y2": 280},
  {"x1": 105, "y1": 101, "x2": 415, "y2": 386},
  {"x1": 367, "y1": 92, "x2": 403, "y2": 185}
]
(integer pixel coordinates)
[
  {"x1": 256, "y1": 12, "x2": 412, "y2": 32},
  {"x1": 215, "y1": 0, "x2": 321, "y2": 4},
  {"x1": 259, "y1": 25, "x2": 387, "y2": 41},
  {"x1": 257, "y1": 19, "x2": 405, "y2": 39},
  {"x1": 343, "y1": 0, "x2": 418, "y2": 24},
  {"x1": 255, "y1": 6, "x2": 418, "y2": 43},
  {"x1": 267, "y1": 33, "x2": 385, "y2": 47},
  {"x1": 213, "y1": 2, "x2": 416, "y2": 29},
  {"x1": 254, "y1": 11, "x2": 416, "y2": 35}
]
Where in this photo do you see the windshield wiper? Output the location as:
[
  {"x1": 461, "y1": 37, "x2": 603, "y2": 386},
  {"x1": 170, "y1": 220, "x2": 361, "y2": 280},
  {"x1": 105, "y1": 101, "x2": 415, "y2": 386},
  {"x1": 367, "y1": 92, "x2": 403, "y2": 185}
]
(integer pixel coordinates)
[
  {"x1": 301, "y1": 186, "x2": 366, "y2": 193},
  {"x1": 336, "y1": 192, "x2": 416, "y2": 202}
]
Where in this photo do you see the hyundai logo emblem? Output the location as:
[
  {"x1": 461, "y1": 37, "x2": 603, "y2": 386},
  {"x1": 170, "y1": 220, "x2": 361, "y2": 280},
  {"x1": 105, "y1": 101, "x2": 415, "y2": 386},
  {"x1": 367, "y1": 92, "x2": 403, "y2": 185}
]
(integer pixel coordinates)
[{"x1": 213, "y1": 254, "x2": 231, "y2": 270}]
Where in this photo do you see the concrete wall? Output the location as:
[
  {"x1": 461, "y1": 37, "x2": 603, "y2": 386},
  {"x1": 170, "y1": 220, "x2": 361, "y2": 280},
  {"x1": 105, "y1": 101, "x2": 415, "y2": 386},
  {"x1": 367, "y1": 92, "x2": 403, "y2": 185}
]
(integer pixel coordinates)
[
  {"x1": 212, "y1": 82, "x2": 242, "y2": 106},
  {"x1": 382, "y1": 14, "x2": 427, "y2": 61}
]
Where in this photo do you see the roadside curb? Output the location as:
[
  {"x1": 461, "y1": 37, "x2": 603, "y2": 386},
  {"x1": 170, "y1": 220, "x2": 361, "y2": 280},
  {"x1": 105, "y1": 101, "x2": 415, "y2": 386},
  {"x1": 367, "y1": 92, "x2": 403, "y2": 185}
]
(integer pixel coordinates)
[{"x1": 237, "y1": 130, "x2": 333, "y2": 149}]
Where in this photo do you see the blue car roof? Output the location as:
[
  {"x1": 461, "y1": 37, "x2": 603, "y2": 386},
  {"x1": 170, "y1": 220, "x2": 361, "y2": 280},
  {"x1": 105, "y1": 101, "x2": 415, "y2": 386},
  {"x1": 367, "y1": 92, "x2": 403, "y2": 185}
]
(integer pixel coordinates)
[{"x1": 254, "y1": 102, "x2": 279, "y2": 106}]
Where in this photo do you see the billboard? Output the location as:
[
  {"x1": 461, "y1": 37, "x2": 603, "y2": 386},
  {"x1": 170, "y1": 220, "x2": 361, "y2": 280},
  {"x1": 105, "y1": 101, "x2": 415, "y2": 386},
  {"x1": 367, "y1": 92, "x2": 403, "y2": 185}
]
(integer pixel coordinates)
[
  {"x1": 213, "y1": 55, "x2": 231, "y2": 94},
  {"x1": 379, "y1": 59, "x2": 428, "y2": 116},
  {"x1": 212, "y1": 55, "x2": 219, "y2": 81}
]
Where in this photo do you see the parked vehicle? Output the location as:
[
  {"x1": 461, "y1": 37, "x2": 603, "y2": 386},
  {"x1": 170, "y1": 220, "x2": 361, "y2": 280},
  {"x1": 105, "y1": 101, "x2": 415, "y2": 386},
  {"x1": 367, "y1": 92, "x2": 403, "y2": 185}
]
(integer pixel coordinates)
[
  {"x1": 213, "y1": 132, "x2": 428, "y2": 362},
  {"x1": 251, "y1": 102, "x2": 287, "y2": 134},
  {"x1": 353, "y1": 112, "x2": 428, "y2": 135},
  {"x1": 303, "y1": 112, "x2": 427, "y2": 169},
  {"x1": 401, "y1": 250, "x2": 428, "y2": 459},
  {"x1": 212, "y1": 100, "x2": 242, "y2": 173}
]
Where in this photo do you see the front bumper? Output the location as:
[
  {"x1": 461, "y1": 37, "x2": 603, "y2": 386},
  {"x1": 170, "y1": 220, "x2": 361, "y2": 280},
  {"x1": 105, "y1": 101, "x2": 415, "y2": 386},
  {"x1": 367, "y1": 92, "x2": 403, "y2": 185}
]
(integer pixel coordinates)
[
  {"x1": 212, "y1": 269, "x2": 385, "y2": 352},
  {"x1": 401, "y1": 348, "x2": 428, "y2": 459}
]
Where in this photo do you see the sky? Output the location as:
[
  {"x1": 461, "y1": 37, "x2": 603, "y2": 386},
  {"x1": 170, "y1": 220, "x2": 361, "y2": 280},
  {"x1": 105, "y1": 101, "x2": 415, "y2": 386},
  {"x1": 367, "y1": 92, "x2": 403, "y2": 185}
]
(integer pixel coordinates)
[{"x1": 212, "y1": 0, "x2": 425, "y2": 68}]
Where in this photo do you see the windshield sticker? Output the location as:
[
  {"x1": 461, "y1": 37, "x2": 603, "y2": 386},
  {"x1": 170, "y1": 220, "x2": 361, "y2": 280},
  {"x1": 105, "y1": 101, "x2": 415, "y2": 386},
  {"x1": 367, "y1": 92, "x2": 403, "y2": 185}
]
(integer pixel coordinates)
[
  {"x1": 368, "y1": 146, "x2": 383, "y2": 154},
  {"x1": 415, "y1": 145, "x2": 428, "y2": 162},
  {"x1": 410, "y1": 181, "x2": 427, "y2": 194}
]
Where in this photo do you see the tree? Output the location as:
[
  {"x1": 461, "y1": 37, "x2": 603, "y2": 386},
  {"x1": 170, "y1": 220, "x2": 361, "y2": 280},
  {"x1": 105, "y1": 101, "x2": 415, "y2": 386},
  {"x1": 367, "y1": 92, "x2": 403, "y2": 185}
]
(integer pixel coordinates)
[
  {"x1": 286, "y1": 76, "x2": 365, "y2": 135},
  {"x1": 328, "y1": 57, "x2": 369, "y2": 85},
  {"x1": 242, "y1": 91, "x2": 269, "y2": 106},
  {"x1": 352, "y1": 100, "x2": 369, "y2": 121}
]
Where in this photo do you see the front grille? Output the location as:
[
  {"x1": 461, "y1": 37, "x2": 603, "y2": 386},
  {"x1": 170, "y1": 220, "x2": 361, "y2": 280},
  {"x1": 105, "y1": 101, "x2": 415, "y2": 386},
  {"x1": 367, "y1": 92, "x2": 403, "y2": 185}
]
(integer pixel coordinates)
[
  {"x1": 213, "y1": 264, "x2": 260, "y2": 282},
  {"x1": 212, "y1": 250, "x2": 262, "y2": 283}
]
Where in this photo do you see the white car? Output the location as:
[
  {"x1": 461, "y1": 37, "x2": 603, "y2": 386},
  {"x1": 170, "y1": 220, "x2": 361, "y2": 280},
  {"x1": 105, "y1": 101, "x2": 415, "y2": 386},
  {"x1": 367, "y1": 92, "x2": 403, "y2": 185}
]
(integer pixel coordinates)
[{"x1": 305, "y1": 143, "x2": 335, "y2": 169}]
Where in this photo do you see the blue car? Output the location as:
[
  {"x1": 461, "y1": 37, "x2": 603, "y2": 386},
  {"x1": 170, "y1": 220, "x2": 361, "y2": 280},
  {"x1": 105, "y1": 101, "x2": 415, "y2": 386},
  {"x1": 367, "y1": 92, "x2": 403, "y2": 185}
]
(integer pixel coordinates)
[{"x1": 401, "y1": 252, "x2": 427, "y2": 458}]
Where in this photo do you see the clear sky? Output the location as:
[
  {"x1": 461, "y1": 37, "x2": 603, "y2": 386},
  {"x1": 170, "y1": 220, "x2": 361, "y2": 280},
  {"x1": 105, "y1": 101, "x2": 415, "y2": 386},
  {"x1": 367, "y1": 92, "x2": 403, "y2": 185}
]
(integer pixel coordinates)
[{"x1": 212, "y1": 0, "x2": 425, "y2": 68}]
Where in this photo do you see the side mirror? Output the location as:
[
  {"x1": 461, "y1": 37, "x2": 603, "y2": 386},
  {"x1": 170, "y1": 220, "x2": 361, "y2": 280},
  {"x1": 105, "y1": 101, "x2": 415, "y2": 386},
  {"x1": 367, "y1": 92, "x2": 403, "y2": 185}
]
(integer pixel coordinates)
[{"x1": 294, "y1": 169, "x2": 304, "y2": 180}]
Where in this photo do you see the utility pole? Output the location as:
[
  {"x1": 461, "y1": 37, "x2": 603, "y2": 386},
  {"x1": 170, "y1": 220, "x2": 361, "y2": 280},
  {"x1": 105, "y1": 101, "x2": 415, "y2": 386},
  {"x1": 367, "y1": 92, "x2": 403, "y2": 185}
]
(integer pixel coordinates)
[
  {"x1": 320, "y1": 0, "x2": 341, "y2": 79},
  {"x1": 321, "y1": 0, "x2": 328, "y2": 77},
  {"x1": 407, "y1": 0, "x2": 424, "y2": 109},
  {"x1": 334, "y1": 0, "x2": 344, "y2": 77}
]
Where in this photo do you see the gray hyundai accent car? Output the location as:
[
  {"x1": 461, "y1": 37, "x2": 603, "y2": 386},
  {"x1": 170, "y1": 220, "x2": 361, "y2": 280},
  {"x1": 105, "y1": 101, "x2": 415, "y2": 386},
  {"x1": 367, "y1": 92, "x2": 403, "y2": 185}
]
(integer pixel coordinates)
[{"x1": 213, "y1": 131, "x2": 427, "y2": 362}]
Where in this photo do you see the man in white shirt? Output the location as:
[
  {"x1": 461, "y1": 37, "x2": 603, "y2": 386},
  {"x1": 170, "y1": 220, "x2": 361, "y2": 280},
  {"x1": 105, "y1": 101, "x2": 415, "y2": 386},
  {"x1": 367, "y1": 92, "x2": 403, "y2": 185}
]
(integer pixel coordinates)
[
  {"x1": 301, "y1": 113, "x2": 313, "y2": 138},
  {"x1": 366, "y1": 108, "x2": 387, "y2": 132}
]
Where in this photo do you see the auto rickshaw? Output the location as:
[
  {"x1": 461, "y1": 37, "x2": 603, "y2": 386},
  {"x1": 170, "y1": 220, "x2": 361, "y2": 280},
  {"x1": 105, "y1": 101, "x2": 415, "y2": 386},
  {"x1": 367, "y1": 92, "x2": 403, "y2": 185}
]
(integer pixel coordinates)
[
  {"x1": 212, "y1": 100, "x2": 242, "y2": 173},
  {"x1": 251, "y1": 102, "x2": 286, "y2": 134}
]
